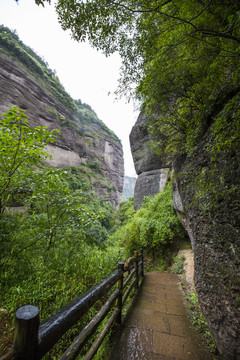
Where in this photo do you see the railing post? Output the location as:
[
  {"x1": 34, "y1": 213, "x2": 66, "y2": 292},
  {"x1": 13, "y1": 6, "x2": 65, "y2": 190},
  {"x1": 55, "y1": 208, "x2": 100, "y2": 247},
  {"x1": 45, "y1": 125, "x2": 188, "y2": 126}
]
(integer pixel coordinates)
[
  {"x1": 116, "y1": 262, "x2": 124, "y2": 325},
  {"x1": 134, "y1": 251, "x2": 139, "y2": 290},
  {"x1": 140, "y1": 248, "x2": 144, "y2": 278},
  {"x1": 13, "y1": 305, "x2": 40, "y2": 360}
]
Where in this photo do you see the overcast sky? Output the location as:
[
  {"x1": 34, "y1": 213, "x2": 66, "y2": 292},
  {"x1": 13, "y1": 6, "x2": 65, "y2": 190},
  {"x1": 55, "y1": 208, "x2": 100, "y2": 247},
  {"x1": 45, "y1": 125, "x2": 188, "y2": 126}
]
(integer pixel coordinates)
[{"x1": 0, "y1": 0, "x2": 138, "y2": 176}]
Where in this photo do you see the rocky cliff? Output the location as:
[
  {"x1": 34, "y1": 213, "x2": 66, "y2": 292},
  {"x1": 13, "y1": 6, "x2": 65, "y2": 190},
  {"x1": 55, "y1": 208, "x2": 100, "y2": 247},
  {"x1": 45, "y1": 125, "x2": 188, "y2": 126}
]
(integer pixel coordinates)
[
  {"x1": 130, "y1": 111, "x2": 171, "y2": 209},
  {"x1": 130, "y1": 108, "x2": 240, "y2": 358},
  {"x1": 172, "y1": 140, "x2": 240, "y2": 360},
  {"x1": 0, "y1": 27, "x2": 124, "y2": 207}
]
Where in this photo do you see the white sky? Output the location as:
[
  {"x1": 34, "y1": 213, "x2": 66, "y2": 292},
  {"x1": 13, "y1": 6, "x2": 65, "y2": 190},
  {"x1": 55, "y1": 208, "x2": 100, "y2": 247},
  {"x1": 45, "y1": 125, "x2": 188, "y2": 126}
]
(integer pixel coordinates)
[{"x1": 0, "y1": 0, "x2": 138, "y2": 176}]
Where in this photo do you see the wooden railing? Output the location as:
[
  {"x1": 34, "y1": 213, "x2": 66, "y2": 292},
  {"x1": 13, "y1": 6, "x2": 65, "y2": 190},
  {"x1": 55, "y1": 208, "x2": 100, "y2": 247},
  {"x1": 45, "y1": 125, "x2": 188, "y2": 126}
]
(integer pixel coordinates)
[{"x1": 3, "y1": 249, "x2": 144, "y2": 360}]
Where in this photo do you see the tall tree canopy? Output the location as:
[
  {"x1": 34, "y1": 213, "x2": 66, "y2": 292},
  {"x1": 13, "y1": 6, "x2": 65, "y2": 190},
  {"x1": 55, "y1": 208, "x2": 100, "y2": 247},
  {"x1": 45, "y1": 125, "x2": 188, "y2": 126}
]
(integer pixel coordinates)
[{"x1": 37, "y1": 0, "x2": 240, "y2": 152}]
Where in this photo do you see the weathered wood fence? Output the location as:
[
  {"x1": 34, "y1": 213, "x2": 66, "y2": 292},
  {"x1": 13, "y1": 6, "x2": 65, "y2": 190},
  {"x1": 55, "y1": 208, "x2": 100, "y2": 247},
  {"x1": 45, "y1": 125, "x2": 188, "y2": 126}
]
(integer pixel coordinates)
[{"x1": 2, "y1": 249, "x2": 144, "y2": 360}]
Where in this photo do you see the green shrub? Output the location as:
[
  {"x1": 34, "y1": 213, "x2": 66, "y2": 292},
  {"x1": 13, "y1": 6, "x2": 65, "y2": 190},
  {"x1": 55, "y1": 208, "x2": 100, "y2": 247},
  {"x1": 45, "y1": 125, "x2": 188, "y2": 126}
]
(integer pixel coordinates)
[
  {"x1": 111, "y1": 183, "x2": 184, "y2": 257},
  {"x1": 171, "y1": 254, "x2": 186, "y2": 274},
  {"x1": 85, "y1": 161, "x2": 103, "y2": 174}
]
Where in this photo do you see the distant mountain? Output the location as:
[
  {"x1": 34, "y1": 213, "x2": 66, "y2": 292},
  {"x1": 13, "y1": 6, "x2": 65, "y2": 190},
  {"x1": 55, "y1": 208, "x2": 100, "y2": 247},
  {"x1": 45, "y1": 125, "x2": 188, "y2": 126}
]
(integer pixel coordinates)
[{"x1": 122, "y1": 176, "x2": 136, "y2": 200}]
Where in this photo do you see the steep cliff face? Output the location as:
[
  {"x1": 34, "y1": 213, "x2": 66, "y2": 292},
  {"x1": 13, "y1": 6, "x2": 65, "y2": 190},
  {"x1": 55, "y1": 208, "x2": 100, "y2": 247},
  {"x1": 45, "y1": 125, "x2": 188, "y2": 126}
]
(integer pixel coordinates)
[
  {"x1": 130, "y1": 111, "x2": 171, "y2": 209},
  {"x1": 173, "y1": 141, "x2": 240, "y2": 360},
  {"x1": 0, "y1": 35, "x2": 124, "y2": 206},
  {"x1": 130, "y1": 108, "x2": 240, "y2": 358}
]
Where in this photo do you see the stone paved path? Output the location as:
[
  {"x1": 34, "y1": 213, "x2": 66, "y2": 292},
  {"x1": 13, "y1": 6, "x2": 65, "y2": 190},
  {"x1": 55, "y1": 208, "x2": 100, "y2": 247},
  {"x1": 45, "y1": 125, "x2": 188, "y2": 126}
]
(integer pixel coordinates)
[{"x1": 109, "y1": 272, "x2": 213, "y2": 360}]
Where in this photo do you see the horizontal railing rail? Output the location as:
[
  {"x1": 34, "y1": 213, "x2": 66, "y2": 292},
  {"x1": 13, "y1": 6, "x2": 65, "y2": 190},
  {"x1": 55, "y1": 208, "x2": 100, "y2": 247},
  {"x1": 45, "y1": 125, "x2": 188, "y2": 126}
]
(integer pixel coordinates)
[{"x1": 2, "y1": 249, "x2": 144, "y2": 360}]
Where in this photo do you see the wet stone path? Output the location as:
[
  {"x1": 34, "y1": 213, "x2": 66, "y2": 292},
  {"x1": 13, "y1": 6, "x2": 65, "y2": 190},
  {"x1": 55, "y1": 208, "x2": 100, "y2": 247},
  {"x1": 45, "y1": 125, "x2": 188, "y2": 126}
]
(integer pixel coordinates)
[{"x1": 109, "y1": 272, "x2": 212, "y2": 360}]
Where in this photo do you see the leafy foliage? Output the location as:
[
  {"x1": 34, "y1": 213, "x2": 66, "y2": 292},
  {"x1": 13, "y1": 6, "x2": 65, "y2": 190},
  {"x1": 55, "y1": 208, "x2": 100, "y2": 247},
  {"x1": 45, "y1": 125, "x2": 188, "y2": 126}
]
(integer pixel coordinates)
[
  {"x1": 36, "y1": 1, "x2": 240, "y2": 156},
  {"x1": 116, "y1": 197, "x2": 135, "y2": 227},
  {"x1": 0, "y1": 107, "x2": 126, "y2": 358},
  {"x1": 3, "y1": 1, "x2": 240, "y2": 355},
  {"x1": 171, "y1": 254, "x2": 185, "y2": 274},
  {"x1": 37, "y1": 0, "x2": 240, "y2": 216},
  {"x1": 0, "y1": 107, "x2": 58, "y2": 217},
  {"x1": 111, "y1": 183, "x2": 184, "y2": 256}
]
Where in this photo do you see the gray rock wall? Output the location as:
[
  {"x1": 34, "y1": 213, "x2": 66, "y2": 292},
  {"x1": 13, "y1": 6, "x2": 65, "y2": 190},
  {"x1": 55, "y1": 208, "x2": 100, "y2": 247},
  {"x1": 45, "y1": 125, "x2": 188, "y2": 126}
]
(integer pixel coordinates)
[
  {"x1": 173, "y1": 145, "x2": 240, "y2": 360},
  {"x1": 134, "y1": 169, "x2": 169, "y2": 210},
  {"x1": 130, "y1": 111, "x2": 171, "y2": 209},
  {"x1": 130, "y1": 111, "x2": 171, "y2": 175}
]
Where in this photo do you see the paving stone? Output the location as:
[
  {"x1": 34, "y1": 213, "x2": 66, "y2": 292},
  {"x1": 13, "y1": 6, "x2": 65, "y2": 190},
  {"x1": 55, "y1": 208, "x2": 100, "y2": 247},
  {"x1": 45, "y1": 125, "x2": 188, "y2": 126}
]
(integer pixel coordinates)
[
  {"x1": 153, "y1": 292, "x2": 169, "y2": 303},
  {"x1": 109, "y1": 272, "x2": 213, "y2": 360},
  {"x1": 133, "y1": 299, "x2": 168, "y2": 312},
  {"x1": 166, "y1": 301, "x2": 189, "y2": 316},
  {"x1": 125, "y1": 313, "x2": 170, "y2": 333},
  {"x1": 137, "y1": 292, "x2": 157, "y2": 302},
  {"x1": 153, "y1": 332, "x2": 208, "y2": 360},
  {"x1": 109, "y1": 327, "x2": 176, "y2": 360},
  {"x1": 168, "y1": 315, "x2": 194, "y2": 337},
  {"x1": 140, "y1": 285, "x2": 162, "y2": 293},
  {"x1": 155, "y1": 292, "x2": 183, "y2": 303},
  {"x1": 165, "y1": 287, "x2": 183, "y2": 295}
]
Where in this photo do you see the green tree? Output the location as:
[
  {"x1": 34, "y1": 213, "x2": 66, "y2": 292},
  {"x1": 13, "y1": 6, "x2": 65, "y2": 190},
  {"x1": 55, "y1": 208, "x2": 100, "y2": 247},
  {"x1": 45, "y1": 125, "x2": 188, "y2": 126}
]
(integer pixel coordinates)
[
  {"x1": 0, "y1": 107, "x2": 58, "y2": 217},
  {"x1": 0, "y1": 108, "x2": 107, "y2": 274},
  {"x1": 36, "y1": 1, "x2": 240, "y2": 79},
  {"x1": 36, "y1": 1, "x2": 240, "y2": 154},
  {"x1": 0, "y1": 107, "x2": 122, "y2": 357}
]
